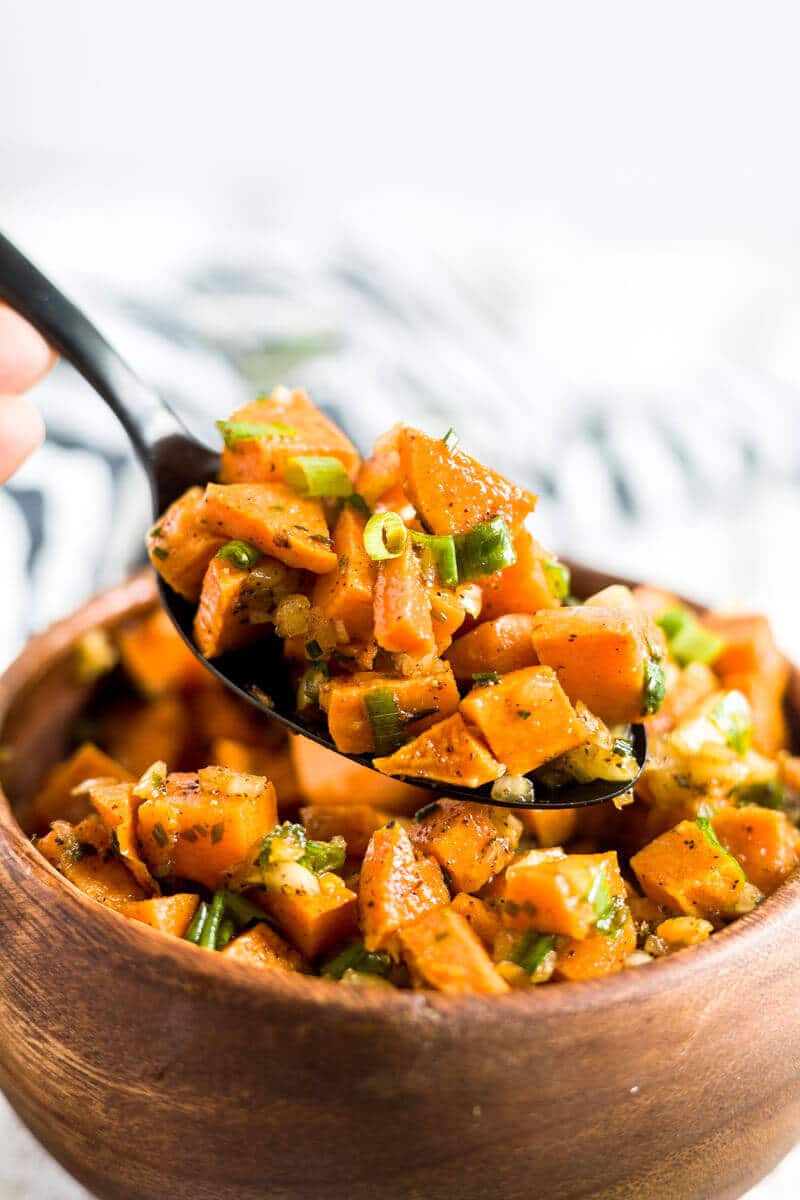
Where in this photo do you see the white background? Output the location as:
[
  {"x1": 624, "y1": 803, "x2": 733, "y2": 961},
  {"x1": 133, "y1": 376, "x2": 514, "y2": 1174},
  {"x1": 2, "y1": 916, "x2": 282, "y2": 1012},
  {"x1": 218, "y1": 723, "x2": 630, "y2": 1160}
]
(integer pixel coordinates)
[{"x1": 2, "y1": 2, "x2": 800, "y2": 1197}]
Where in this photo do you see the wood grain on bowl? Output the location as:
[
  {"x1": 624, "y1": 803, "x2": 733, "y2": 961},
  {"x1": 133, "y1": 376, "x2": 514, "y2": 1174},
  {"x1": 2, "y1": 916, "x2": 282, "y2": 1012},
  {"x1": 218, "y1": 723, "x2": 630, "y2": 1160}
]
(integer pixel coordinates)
[{"x1": 0, "y1": 569, "x2": 799, "y2": 1200}]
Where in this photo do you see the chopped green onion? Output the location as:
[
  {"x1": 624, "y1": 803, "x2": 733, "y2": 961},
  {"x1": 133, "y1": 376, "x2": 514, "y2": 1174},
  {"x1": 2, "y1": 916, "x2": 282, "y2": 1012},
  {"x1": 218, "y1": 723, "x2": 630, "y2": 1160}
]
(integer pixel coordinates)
[
  {"x1": 442, "y1": 427, "x2": 460, "y2": 452},
  {"x1": 305, "y1": 638, "x2": 324, "y2": 660},
  {"x1": 695, "y1": 814, "x2": 747, "y2": 880},
  {"x1": 216, "y1": 420, "x2": 298, "y2": 448},
  {"x1": 296, "y1": 662, "x2": 329, "y2": 711},
  {"x1": 217, "y1": 540, "x2": 262, "y2": 570},
  {"x1": 587, "y1": 864, "x2": 614, "y2": 930},
  {"x1": 285, "y1": 455, "x2": 353, "y2": 498},
  {"x1": 544, "y1": 560, "x2": 571, "y2": 601},
  {"x1": 320, "y1": 940, "x2": 392, "y2": 980},
  {"x1": 409, "y1": 530, "x2": 458, "y2": 588},
  {"x1": 363, "y1": 511, "x2": 408, "y2": 560},
  {"x1": 151, "y1": 821, "x2": 169, "y2": 849},
  {"x1": 613, "y1": 737, "x2": 634, "y2": 758},
  {"x1": 184, "y1": 901, "x2": 209, "y2": 945},
  {"x1": 152, "y1": 547, "x2": 169, "y2": 560},
  {"x1": 510, "y1": 931, "x2": 556, "y2": 976},
  {"x1": 454, "y1": 517, "x2": 516, "y2": 581},
  {"x1": 473, "y1": 671, "x2": 501, "y2": 686},
  {"x1": 216, "y1": 916, "x2": 236, "y2": 950},
  {"x1": 642, "y1": 657, "x2": 666, "y2": 716},
  {"x1": 300, "y1": 836, "x2": 347, "y2": 875},
  {"x1": 710, "y1": 690, "x2": 751, "y2": 755},
  {"x1": 657, "y1": 608, "x2": 723, "y2": 667},
  {"x1": 258, "y1": 822, "x2": 307, "y2": 869},
  {"x1": 199, "y1": 891, "x2": 228, "y2": 950},
  {"x1": 341, "y1": 493, "x2": 370, "y2": 516},
  {"x1": 729, "y1": 780, "x2": 786, "y2": 810},
  {"x1": 364, "y1": 688, "x2": 406, "y2": 755},
  {"x1": 220, "y1": 890, "x2": 269, "y2": 928},
  {"x1": 491, "y1": 774, "x2": 535, "y2": 806}
]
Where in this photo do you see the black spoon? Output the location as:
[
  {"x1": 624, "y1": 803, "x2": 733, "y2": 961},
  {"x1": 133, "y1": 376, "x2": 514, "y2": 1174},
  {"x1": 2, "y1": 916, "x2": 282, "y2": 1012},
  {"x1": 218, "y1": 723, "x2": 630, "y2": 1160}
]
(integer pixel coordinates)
[{"x1": 0, "y1": 230, "x2": 646, "y2": 810}]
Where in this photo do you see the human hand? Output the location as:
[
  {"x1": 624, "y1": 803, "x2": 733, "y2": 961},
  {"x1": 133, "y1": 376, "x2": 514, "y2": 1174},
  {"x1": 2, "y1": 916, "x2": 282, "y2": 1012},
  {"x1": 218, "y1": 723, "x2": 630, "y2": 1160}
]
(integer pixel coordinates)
[{"x1": 0, "y1": 303, "x2": 56, "y2": 483}]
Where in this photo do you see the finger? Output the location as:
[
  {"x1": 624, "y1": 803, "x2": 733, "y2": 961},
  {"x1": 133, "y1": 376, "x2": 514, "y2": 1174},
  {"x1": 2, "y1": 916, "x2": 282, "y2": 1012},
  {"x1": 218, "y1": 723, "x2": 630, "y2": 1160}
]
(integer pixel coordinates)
[
  {"x1": 0, "y1": 394, "x2": 45, "y2": 483},
  {"x1": 0, "y1": 303, "x2": 57, "y2": 394}
]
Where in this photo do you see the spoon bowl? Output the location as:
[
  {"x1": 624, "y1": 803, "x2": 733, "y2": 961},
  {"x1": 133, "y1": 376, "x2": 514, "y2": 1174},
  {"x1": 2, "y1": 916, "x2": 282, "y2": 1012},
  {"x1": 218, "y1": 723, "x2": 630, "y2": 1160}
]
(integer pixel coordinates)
[{"x1": 0, "y1": 229, "x2": 646, "y2": 809}]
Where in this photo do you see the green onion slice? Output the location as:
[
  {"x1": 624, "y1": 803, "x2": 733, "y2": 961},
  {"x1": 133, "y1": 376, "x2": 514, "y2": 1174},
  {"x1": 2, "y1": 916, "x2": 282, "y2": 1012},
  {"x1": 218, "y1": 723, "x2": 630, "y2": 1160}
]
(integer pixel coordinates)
[
  {"x1": 217, "y1": 539, "x2": 262, "y2": 570},
  {"x1": 258, "y1": 822, "x2": 307, "y2": 869},
  {"x1": 510, "y1": 931, "x2": 556, "y2": 976},
  {"x1": 321, "y1": 940, "x2": 392, "y2": 980},
  {"x1": 363, "y1": 512, "x2": 408, "y2": 561},
  {"x1": 656, "y1": 608, "x2": 723, "y2": 667},
  {"x1": 184, "y1": 900, "x2": 209, "y2": 945},
  {"x1": 364, "y1": 687, "x2": 406, "y2": 756},
  {"x1": 409, "y1": 530, "x2": 458, "y2": 588},
  {"x1": 216, "y1": 916, "x2": 236, "y2": 950},
  {"x1": 729, "y1": 780, "x2": 786, "y2": 810},
  {"x1": 544, "y1": 559, "x2": 571, "y2": 601},
  {"x1": 220, "y1": 890, "x2": 269, "y2": 929},
  {"x1": 642, "y1": 657, "x2": 666, "y2": 716},
  {"x1": 199, "y1": 891, "x2": 228, "y2": 950},
  {"x1": 454, "y1": 517, "x2": 516, "y2": 581},
  {"x1": 442, "y1": 427, "x2": 460, "y2": 452},
  {"x1": 300, "y1": 836, "x2": 347, "y2": 875},
  {"x1": 216, "y1": 420, "x2": 298, "y2": 448},
  {"x1": 587, "y1": 863, "x2": 621, "y2": 934},
  {"x1": 285, "y1": 455, "x2": 353, "y2": 498},
  {"x1": 695, "y1": 813, "x2": 747, "y2": 880},
  {"x1": 710, "y1": 690, "x2": 751, "y2": 755},
  {"x1": 296, "y1": 662, "x2": 329, "y2": 711},
  {"x1": 473, "y1": 671, "x2": 501, "y2": 687}
]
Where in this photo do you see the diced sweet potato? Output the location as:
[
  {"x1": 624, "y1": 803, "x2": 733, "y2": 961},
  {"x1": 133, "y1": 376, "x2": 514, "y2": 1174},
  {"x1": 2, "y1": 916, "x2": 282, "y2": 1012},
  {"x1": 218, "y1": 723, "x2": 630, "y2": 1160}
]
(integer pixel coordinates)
[
  {"x1": 630, "y1": 818, "x2": 762, "y2": 923},
  {"x1": 702, "y1": 612, "x2": 787, "y2": 684},
  {"x1": 712, "y1": 805, "x2": 800, "y2": 895},
  {"x1": 532, "y1": 606, "x2": 660, "y2": 724},
  {"x1": 398, "y1": 906, "x2": 509, "y2": 994},
  {"x1": 554, "y1": 911, "x2": 637, "y2": 981},
  {"x1": 261, "y1": 872, "x2": 358, "y2": 959},
  {"x1": 631, "y1": 585, "x2": 683, "y2": 621},
  {"x1": 519, "y1": 807, "x2": 578, "y2": 848},
  {"x1": 118, "y1": 607, "x2": 208, "y2": 697},
  {"x1": 30, "y1": 742, "x2": 133, "y2": 832},
  {"x1": 445, "y1": 613, "x2": 538, "y2": 682},
  {"x1": 210, "y1": 739, "x2": 301, "y2": 810},
  {"x1": 359, "y1": 822, "x2": 449, "y2": 951},
  {"x1": 311, "y1": 506, "x2": 376, "y2": 641},
  {"x1": 119, "y1": 893, "x2": 199, "y2": 938},
  {"x1": 647, "y1": 661, "x2": 717, "y2": 735},
  {"x1": 219, "y1": 388, "x2": 360, "y2": 485},
  {"x1": 410, "y1": 799, "x2": 521, "y2": 893},
  {"x1": 480, "y1": 528, "x2": 561, "y2": 621},
  {"x1": 102, "y1": 694, "x2": 190, "y2": 777},
  {"x1": 37, "y1": 815, "x2": 147, "y2": 909},
  {"x1": 289, "y1": 735, "x2": 427, "y2": 814},
  {"x1": 449, "y1": 892, "x2": 503, "y2": 949},
  {"x1": 322, "y1": 667, "x2": 459, "y2": 755},
  {"x1": 193, "y1": 557, "x2": 262, "y2": 658},
  {"x1": 373, "y1": 541, "x2": 435, "y2": 657},
  {"x1": 147, "y1": 486, "x2": 226, "y2": 600},
  {"x1": 397, "y1": 426, "x2": 536, "y2": 535},
  {"x1": 373, "y1": 712, "x2": 504, "y2": 788},
  {"x1": 460, "y1": 665, "x2": 587, "y2": 776},
  {"x1": 191, "y1": 681, "x2": 280, "y2": 746},
  {"x1": 654, "y1": 916, "x2": 713, "y2": 949},
  {"x1": 89, "y1": 779, "x2": 158, "y2": 893},
  {"x1": 356, "y1": 427, "x2": 403, "y2": 507},
  {"x1": 200, "y1": 482, "x2": 337, "y2": 574},
  {"x1": 721, "y1": 670, "x2": 789, "y2": 756},
  {"x1": 301, "y1": 804, "x2": 392, "y2": 858},
  {"x1": 221, "y1": 921, "x2": 308, "y2": 972},
  {"x1": 137, "y1": 769, "x2": 278, "y2": 889},
  {"x1": 429, "y1": 586, "x2": 466, "y2": 654},
  {"x1": 503, "y1": 849, "x2": 625, "y2": 939}
]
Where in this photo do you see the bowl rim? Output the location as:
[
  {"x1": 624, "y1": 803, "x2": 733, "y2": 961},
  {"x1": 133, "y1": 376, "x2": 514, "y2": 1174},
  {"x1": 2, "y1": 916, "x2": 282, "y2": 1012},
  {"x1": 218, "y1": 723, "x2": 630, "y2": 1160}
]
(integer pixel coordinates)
[{"x1": 2, "y1": 568, "x2": 799, "y2": 1020}]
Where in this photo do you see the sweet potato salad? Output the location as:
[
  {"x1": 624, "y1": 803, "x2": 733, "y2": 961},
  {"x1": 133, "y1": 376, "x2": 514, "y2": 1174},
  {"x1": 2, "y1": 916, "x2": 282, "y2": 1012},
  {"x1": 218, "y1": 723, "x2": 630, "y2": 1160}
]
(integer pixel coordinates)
[{"x1": 21, "y1": 388, "x2": 800, "y2": 994}]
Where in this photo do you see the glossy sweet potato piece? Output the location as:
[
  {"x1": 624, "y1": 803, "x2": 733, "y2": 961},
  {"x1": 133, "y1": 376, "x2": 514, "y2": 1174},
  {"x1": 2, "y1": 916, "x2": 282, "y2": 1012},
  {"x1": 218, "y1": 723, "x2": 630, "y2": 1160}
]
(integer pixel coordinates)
[
  {"x1": 30, "y1": 742, "x2": 133, "y2": 832},
  {"x1": 410, "y1": 799, "x2": 521, "y2": 894},
  {"x1": 460, "y1": 665, "x2": 587, "y2": 776},
  {"x1": 261, "y1": 872, "x2": 358, "y2": 959},
  {"x1": 445, "y1": 613, "x2": 538, "y2": 682},
  {"x1": 519, "y1": 807, "x2": 578, "y2": 848},
  {"x1": 531, "y1": 606, "x2": 660, "y2": 724},
  {"x1": 120, "y1": 893, "x2": 199, "y2": 938},
  {"x1": 311, "y1": 507, "x2": 376, "y2": 641},
  {"x1": 359, "y1": 822, "x2": 449, "y2": 951},
  {"x1": 630, "y1": 819, "x2": 762, "y2": 923},
  {"x1": 480, "y1": 528, "x2": 561, "y2": 621},
  {"x1": 398, "y1": 906, "x2": 509, "y2": 994},
  {"x1": 702, "y1": 612, "x2": 786, "y2": 683},
  {"x1": 373, "y1": 541, "x2": 435, "y2": 657},
  {"x1": 322, "y1": 666, "x2": 459, "y2": 755},
  {"x1": 429, "y1": 586, "x2": 466, "y2": 654},
  {"x1": 397, "y1": 426, "x2": 536, "y2": 535},
  {"x1": 722, "y1": 670, "x2": 789, "y2": 756},
  {"x1": 118, "y1": 607, "x2": 208, "y2": 697},
  {"x1": 191, "y1": 680, "x2": 281, "y2": 746},
  {"x1": 219, "y1": 388, "x2": 360, "y2": 485},
  {"x1": 37, "y1": 815, "x2": 147, "y2": 909},
  {"x1": 654, "y1": 916, "x2": 713, "y2": 949},
  {"x1": 450, "y1": 892, "x2": 503, "y2": 949},
  {"x1": 147, "y1": 486, "x2": 226, "y2": 601},
  {"x1": 300, "y1": 804, "x2": 392, "y2": 858},
  {"x1": 554, "y1": 911, "x2": 637, "y2": 981},
  {"x1": 89, "y1": 779, "x2": 158, "y2": 893},
  {"x1": 712, "y1": 805, "x2": 800, "y2": 895},
  {"x1": 221, "y1": 921, "x2": 307, "y2": 972},
  {"x1": 355, "y1": 426, "x2": 403, "y2": 508},
  {"x1": 193, "y1": 557, "x2": 262, "y2": 658},
  {"x1": 503, "y1": 849, "x2": 625, "y2": 939},
  {"x1": 137, "y1": 769, "x2": 278, "y2": 889},
  {"x1": 200, "y1": 482, "x2": 337, "y2": 574},
  {"x1": 102, "y1": 694, "x2": 190, "y2": 777},
  {"x1": 289, "y1": 735, "x2": 427, "y2": 814},
  {"x1": 373, "y1": 713, "x2": 504, "y2": 788}
]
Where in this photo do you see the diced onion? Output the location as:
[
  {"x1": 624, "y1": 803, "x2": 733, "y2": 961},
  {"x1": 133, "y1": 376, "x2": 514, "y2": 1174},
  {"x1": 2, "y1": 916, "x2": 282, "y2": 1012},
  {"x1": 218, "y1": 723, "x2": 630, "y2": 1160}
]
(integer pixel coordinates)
[
  {"x1": 363, "y1": 512, "x2": 408, "y2": 560},
  {"x1": 491, "y1": 774, "x2": 534, "y2": 806},
  {"x1": 261, "y1": 861, "x2": 320, "y2": 895}
]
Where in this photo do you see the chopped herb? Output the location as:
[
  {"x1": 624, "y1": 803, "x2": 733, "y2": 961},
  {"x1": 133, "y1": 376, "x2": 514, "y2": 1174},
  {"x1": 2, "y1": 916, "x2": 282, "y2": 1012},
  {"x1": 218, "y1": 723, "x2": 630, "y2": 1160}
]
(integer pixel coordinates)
[
  {"x1": 296, "y1": 662, "x2": 329, "y2": 710},
  {"x1": 210, "y1": 821, "x2": 225, "y2": 845},
  {"x1": 710, "y1": 690, "x2": 751, "y2": 756},
  {"x1": 587, "y1": 863, "x2": 624, "y2": 935},
  {"x1": 695, "y1": 814, "x2": 747, "y2": 880},
  {"x1": 338, "y1": 553, "x2": 349, "y2": 575},
  {"x1": 152, "y1": 547, "x2": 169, "y2": 560},
  {"x1": 321, "y1": 940, "x2": 392, "y2": 980},
  {"x1": 657, "y1": 607, "x2": 723, "y2": 667},
  {"x1": 510, "y1": 931, "x2": 556, "y2": 976},
  {"x1": 729, "y1": 780, "x2": 786, "y2": 810},
  {"x1": 309, "y1": 534, "x2": 334, "y2": 546},
  {"x1": 151, "y1": 822, "x2": 169, "y2": 849},
  {"x1": 221, "y1": 890, "x2": 270, "y2": 929},
  {"x1": 299, "y1": 836, "x2": 347, "y2": 875},
  {"x1": 305, "y1": 639, "x2": 324, "y2": 660},
  {"x1": 341, "y1": 493, "x2": 370, "y2": 516},
  {"x1": 642, "y1": 657, "x2": 666, "y2": 716},
  {"x1": 442, "y1": 427, "x2": 460, "y2": 452},
  {"x1": 543, "y1": 560, "x2": 571, "y2": 601},
  {"x1": 472, "y1": 671, "x2": 501, "y2": 687},
  {"x1": 414, "y1": 800, "x2": 442, "y2": 822},
  {"x1": 217, "y1": 539, "x2": 262, "y2": 570},
  {"x1": 258, "y1": 822, "x2": 307, "y2": 869},
  {"x1": 517, "y1": 709, "x2": 532, "y2": 720},
  {"x1": 216, "y1": 419, "x2": 298, "y2": 448}
]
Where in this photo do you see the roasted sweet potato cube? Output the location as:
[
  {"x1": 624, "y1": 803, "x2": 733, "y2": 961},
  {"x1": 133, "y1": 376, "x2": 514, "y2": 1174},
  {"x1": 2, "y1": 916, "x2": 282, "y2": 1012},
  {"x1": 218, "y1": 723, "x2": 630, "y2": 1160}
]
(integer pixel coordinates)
[
  {"x1": 290, "y1": 735, "x2": 427, "y2": 814},
  {"x1": 712, "y1": 805, "x2": 800, "y2": 895},
  {"x1": 219, "y1": 388, "x2": 360, "y2": 486},
  {"x1": 37, "y1": 815, "x2": 147, "y2": 909},
  {"x1": 30, "y1": 742, "x2": 133, "y2": 832},
  {"x1": 503, "y1": 849, "x2": 626, "y2": 939},
  {"x1": 193, "y1": 557, "x2": 262, "y2": 658},
  {"x1": 118, "y1": 607, "x2": 208, "y2": 697},
  {"x1": 147, "y1": 486, "x2": 226, "y2": 600},
  {"x1": 200, "y1": 482, "x2": 337, "y2": 574},
  {"x1": 261, "y1": 872, "x2": 358, "y2": 959},
  {"x1": 398, "y1": 906, "x2": 509, "y2": 994},
  {"x1": 428, "y1": 585, "x2": 466, "y2": 654},
  {"x1": 322, "y1": 667, "x2": 459, "y2": 755},
  {"x1": 554, "y1": 911, "x2": 637, "y2": 981},
  {"x1": 359, "y1": 822, "x2": 449, "y2": 951},
  {"x1": 119, "y1": 893, "x2": 199, "y2": 938},
  {"x1": 373, "y1": 541, "x2": 435, "y2": 657},
  {"x1": 221, "y1": 922, "x2": 307, "y2": 972},
  {"x1": 630, "y1": 819, "x2": 762, "y2": 923},
  {"x1": 518, "y1": 807, "x2": 578, "y2": 848},
  {"x1": 311, "y1": 506, "x2": 376, "y2": 641},
  {"x1": 460, "y1": 665, "x2": 587, "y2": 776},
  {"x1": 372, "y1": 713, "x2": 503, "y2": 789},
  {"x1": 301, "y1": 804, "x2": 392, "y2": 858},
  {"x1": 445, "y1": 613, "x2": 538, "y2": 683},
  {"x1": 89, "y1": 779, "x2": 157, "y2": 893},
  {"x1": 480, "y1": 528, "x2": 561, "y2": 621},
  {"x1": 410, "y1": 799, "x2": 521, "y2": 894},
  {"x1": 449, "y1": 892, "x2": 503, "y2": 949},
  {"x1": 654, "y1": 916, "x2": 713, "y2": 949},
  {"x1": 102, "y1": 694, "x2": 190, "y2": 778}
]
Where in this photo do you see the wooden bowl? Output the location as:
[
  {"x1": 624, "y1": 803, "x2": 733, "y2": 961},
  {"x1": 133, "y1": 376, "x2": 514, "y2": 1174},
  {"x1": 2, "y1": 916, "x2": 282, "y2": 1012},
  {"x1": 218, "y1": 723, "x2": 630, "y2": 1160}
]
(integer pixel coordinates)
[{"x1": 1, "y1": 569, "x2": 799, "y2": 1200}]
